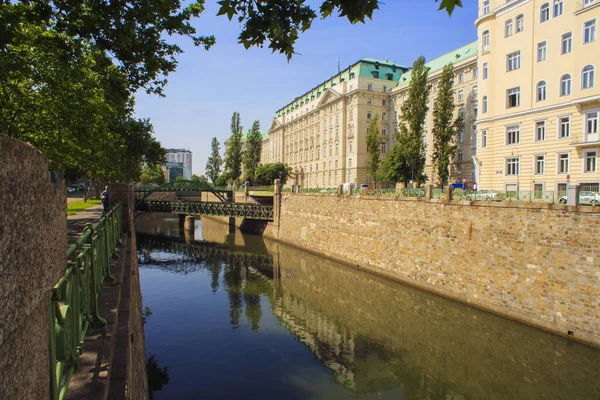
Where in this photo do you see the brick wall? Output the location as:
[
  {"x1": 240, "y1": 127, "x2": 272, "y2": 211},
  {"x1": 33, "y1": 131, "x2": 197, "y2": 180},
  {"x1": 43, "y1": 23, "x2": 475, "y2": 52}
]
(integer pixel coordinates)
[{"x1": 271, "y1": 193, "x2": 600, "y2": 346}]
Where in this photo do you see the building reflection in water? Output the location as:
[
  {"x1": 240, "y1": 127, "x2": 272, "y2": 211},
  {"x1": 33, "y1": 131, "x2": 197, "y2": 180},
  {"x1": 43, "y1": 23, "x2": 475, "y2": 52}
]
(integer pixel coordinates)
[{"x1": 136, "y1": 214, "x2": 600, "y2": 400}]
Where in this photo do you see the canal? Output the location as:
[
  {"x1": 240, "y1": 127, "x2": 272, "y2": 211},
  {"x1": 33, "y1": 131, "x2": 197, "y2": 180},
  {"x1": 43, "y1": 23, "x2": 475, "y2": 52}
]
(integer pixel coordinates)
[{"x1": 136, "y1": 214, "x2": 600, "y2": 400}]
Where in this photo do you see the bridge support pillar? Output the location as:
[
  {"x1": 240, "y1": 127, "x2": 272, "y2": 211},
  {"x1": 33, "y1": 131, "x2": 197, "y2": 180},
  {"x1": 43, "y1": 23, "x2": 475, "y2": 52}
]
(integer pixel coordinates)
[
  {"x1": 273, "y1": 179, "x2": 282, "y2": 228},
  {"x1": 178, "y1": 214, "x2": 186, "y2": 232},
  {"x1": 184, "y1": 215, "x2": 195, "y2": 231}
]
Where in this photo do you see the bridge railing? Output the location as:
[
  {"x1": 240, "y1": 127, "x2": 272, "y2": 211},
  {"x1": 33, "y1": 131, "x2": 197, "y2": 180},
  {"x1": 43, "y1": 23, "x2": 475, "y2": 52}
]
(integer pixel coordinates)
[{"x1": 49, "y1": 203, "x2": 122, "y2": 400}]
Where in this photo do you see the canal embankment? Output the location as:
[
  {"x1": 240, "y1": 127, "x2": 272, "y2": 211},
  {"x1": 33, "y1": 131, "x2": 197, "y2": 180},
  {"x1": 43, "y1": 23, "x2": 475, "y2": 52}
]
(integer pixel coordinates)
[{"x1": 206, "y1": 190, "x2": 600, "y2": 347}]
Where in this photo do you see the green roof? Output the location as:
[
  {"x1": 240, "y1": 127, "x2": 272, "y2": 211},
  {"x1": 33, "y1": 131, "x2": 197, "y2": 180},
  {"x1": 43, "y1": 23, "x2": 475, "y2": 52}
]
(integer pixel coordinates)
[{"x1": 396, "y1": 40, "x2": 478, "y2": 89}]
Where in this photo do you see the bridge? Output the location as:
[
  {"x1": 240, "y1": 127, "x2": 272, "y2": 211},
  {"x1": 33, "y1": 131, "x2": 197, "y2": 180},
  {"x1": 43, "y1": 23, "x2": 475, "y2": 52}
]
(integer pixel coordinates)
[{"x1": 134, "y1": 181, "x2": 275, "y2": 221}]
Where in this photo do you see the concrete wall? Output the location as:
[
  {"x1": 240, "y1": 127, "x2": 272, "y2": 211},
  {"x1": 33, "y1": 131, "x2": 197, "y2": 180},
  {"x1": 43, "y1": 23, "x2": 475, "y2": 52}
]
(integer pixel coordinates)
[
  {"x1": 0, "y1": 135, "x2": 67, "y2": 399},
  {"x1": 269, "y1": 193, "x2": 600, "y2": 347}
]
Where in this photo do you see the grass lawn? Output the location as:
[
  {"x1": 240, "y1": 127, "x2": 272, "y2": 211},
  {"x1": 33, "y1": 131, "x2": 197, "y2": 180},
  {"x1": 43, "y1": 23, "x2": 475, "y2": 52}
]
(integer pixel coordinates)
[{"x1": 67, "y1": 199, "x2": 102, "y2": 216}]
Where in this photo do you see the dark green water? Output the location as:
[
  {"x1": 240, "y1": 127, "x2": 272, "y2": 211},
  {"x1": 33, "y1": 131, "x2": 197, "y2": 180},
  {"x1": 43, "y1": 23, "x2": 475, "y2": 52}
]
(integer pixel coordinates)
[{"x1": 136, "y1": 214, "x2": 600, "y2": 400}]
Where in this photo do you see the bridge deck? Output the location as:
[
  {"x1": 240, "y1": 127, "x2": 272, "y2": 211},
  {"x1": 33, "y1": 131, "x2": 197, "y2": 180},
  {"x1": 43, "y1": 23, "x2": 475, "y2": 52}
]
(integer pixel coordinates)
[{"x1": 137, "y1": 200, "x2": 274, "y2": 221}]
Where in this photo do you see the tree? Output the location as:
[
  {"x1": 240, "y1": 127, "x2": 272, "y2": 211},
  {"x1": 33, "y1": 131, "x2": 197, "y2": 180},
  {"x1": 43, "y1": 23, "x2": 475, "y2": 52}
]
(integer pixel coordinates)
[
  {"x1": 383, "y1": 56, "x2": 430, "y2": 186},
  {"x1": 190, "y1": 174, "x2": 209, "y2": 184},
  {"x1": 224, "y1": 112, "x2": 244, "y2": 182},
  {"x1": 243, "y1": 121, "x2": 263, "y2": 182},
  {"x1": 432, "y1": 63, "x2": 464, "y2": 186},
  {"x1": 217, "y1": 0, "x2": 462, "y2": 59},
  {"x1": 215, "y1": 171, "x2": 232, "y2": 187},
  {"x1": 254, "y1": 163, "x2": 292, "y2": 185},
  {"x1": 140, "y1": 164, "x2": 165, "y2": 185},
  {"x1": 205, "y1": 137, "x2": 223, "y2": 183},
  {"x1": 366, "y1": 115, "x2": 381, "y2": 187}
]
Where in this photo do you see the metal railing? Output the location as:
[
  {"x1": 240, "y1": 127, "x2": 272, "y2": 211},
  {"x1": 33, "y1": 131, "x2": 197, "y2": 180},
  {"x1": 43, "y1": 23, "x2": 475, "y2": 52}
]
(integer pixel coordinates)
[
  {"x1": 247, "y1": 185, "x2": 274, "y2": 192},
  {"x1": 49, "y1": 203, "x2": 122, "y2": 400}
]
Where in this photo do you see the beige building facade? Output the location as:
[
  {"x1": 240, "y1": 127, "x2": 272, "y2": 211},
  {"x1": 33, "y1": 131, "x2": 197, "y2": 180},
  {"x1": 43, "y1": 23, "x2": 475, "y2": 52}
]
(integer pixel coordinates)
[
  {"x1": 264, "y1": 0, "x2": 600, "y2": 191},
  {"x1": 475, "y1": 0, "x2": 600, "y2": 193}
]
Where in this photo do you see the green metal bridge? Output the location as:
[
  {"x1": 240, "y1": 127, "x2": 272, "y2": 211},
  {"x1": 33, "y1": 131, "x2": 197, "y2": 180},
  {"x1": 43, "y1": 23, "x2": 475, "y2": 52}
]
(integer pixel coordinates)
[{"x1": 135, "y1": 181, "x2": 274, "y2": 221}]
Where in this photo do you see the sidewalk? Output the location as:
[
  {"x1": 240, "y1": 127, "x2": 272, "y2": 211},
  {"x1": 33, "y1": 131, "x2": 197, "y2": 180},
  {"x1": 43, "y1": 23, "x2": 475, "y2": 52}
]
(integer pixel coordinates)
[{"x1": 67, "y1": 205, "x2": 104, "y2": 243}]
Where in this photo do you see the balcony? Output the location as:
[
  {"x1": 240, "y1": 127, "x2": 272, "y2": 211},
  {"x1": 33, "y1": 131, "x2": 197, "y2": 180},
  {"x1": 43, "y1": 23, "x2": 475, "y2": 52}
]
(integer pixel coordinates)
[
  {"x1": 576, "y1": 0, "x2": 598, "y2": 13},
  {"x1": 571, "y1": 133, "x2": 599, "y2": 148}
]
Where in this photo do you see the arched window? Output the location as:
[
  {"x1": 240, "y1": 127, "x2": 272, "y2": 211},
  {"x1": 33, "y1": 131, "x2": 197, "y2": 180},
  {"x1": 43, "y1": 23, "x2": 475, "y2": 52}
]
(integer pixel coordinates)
[
  {"x1": 516, "y1": 14, "x2": 524, "y2": 32},
  {"x1": 483, "y1": 96, "x2": 488, "y2": 113},
  {"x1": 553, "y1": 0, "x2": 563, "y2": 17},
  {"x1": 537, "y1": 81, "x2": 547, "y2": 101},
  {"x1": 582, "y1": 65, "x2": 595, "y2": 89},
  {"x1": 505, "y1": 19, "x2": 513, "y2": 37},
  {"x1": 540, "y1": 3, "x2": 550, "y2": 23},
  {"x1": 560, "y1": 74, "x2": 572, "y2": 96},
  {"x1": 482, "y1": 30, "x2": 490, "y2": 52}
]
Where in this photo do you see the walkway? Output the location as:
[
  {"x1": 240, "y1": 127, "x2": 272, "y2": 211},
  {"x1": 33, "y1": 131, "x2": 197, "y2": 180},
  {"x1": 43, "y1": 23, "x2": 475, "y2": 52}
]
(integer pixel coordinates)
[{"x1": 67, "y1": 204, "x2": 104, "y2": 243}]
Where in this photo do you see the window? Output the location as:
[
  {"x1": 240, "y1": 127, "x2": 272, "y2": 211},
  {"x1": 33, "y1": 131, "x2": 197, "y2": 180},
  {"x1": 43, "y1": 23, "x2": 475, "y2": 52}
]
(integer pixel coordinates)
[
  {"x1": 507, "y1": 51, "x2": 520, "y2": 71},
  {"x1": 349, "y1": 72, "x2": 355, "y2": 79},
  {"x1": 336, "y1": 143, "x2": 339, "y2": 155},
  {"x1": 348, "y1": 158, "x2": 352, "y2": 168},
  {"x1": 540, "y1": 3, "x2": 550, "y2": 23},
  {"x1": 458, "y1": 72, "x2": 464, "y2": 83},
  {"x1": 516, "y1": 15, "x2": 524, "y2": 32},
  {"x1": 560, "y1": 74, "x2": 573, "y2": 96},
  {"x1": 506, "y1": 125, "x2": 520, "y2": 145},
  {"x1": 483, "y1": 62, "x2": 488, "y2": 79},
  {"x1": 537, "y1": 41, "x2": 547, "y2": 62},
  {"x1": 562, "y1": 32, "x2": 572, "y2": 54},
  {"x1": 367, "y1": 98, "x2": 372, "y2": 105},
  {"x1": 507, "y1": 87, "x2": 520, "y2": 108},
  {"x1": 457, "y1": 150, "x2": 463, "y2": 161},
  {"x1": 371, "y1": 71, "x2": 379, "y2": 79},
  {"x1": 473, "y1": 86, "x2": 478, "y2": 97},
  {"x1": 482, "y1": 130, "x2": 488, "y2": 148},
  {"x1": 535, "y1": 156, "x2": 545, "y2": 175},
  {"x1": 473, "y1": 68, "x2": 478, "y2": 79},
  {"x1": 482, "y1": 30, "x2": 490, "y2": 52},
  {"x1": 382, "y1": 112, "x2": 387, "y2": 121},
  {"x1": 582, "y1": 65, "x2": 595, "y2": 89},
  {"x1": 553, "y1": 0, "x2": 563, "y2": 17},
  {"x1": 483, "y1": 96, "x2": 488, "y2": 113},
  {"x1": 505, "y1": 19, "x2": 513, "y2": 37},
  {"x1": 584, "y1": 151, "x2": 597, "y2": 173},
  {"x1": 458, "y1": 90, "x2": 464, "y2": 102},
  {"x1": 506, "y1": 158, "x2": 520, "y2": 175},
  {"x1": 367, "y1": 111, "x2": 372, "y2": 119},
  {"x1": 381, "y1": 143, "x2": 387, "y2": 153},
  {"x1": 586, "y1": 111, "x2": 599, "y2": 136},
  {"x1": 558, "y1": 116, "x2": 571, "y2": 138},
  {"x1": 584, "y1": 0, "x2": 597, "y2": 7},
  {"x1": 558, "y1": 153, "x2": 569, "y2": 174},
  {"x1": 483, "y1": 0, "x2": 490, "y2": 15},
  {"x1": 368, "y1": 83, "x2": 373, "y2": 90},
  {"x1": 535, "y1": 121, "x2": 546, "y2": 141},
  {"x1": 584, "y1": 20, "x2": 597, "y2": 44},
  {"x1": 382, "y1": 99, "x2": 387, "y2": 106},
  {"x1": 386, "y1": 73, "x2": 393, "y2": 80},
  {"x1": 458, "y1": 129, "x2": 464, "y2": 142},
  {"x1": 383, "y1": 86, "x2": 387, "y2": 93},
  {"x1": 382, "y1": 128, "x2": 387, "y2": 136},
  {"x1": 537, "y1": 81, "x2": 547, "y2": 101}
]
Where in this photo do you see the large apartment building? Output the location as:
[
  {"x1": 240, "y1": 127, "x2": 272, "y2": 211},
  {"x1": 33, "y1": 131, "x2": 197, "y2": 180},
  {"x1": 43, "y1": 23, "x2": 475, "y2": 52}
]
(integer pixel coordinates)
[
  {"x1": 476, "y1": 0, "x2": 600, "y2": 193},
  {"x1": 263, "y1": 0, "x2": 599, "y2": 190}
]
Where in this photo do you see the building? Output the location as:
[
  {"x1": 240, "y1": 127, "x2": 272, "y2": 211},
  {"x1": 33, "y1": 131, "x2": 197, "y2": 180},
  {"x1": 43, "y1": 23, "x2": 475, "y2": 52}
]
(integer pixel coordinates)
[
  {"x1": 262, "y1": 59, "x2": 410, "y2": 188},
  {"x1": 263, "y1": 0, "x2": 599, "y2": 191},
  {"x1": 165, "y1": 149, "x2": 192, "y2": 180},
  {"x1": 475, "y1": 0, "x2": 600, "y2": 193},
  {"x1": 164, "y1": 162, "x2": 184, "y2": 182}
]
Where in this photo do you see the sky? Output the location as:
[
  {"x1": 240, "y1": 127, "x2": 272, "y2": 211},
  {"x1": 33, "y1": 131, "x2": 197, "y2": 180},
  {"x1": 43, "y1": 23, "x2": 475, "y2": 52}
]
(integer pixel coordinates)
[{"x1": 133, "y1": 0, "x2": 479, "y2": 176}]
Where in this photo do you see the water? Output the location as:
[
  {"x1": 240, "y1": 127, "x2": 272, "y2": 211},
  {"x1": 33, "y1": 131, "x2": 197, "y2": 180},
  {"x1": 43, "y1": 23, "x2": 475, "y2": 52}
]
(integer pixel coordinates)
[{"x1": 136, "y1": 214, "x2": 600, "y2": 400}]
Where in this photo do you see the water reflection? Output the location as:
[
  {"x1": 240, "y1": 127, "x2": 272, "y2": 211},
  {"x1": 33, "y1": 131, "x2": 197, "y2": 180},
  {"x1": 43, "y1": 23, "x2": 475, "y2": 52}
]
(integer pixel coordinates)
[{"x1": 137, "y1": 215, "x2": 600, "y2": 400}]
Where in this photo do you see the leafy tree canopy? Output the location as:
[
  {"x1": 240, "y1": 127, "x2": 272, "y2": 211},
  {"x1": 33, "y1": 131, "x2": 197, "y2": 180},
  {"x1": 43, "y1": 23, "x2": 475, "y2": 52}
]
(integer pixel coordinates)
[
  {"x1": 254, "y1": 163, "x2": 292, "y2": 185},
  {"x1": 206, "y1": 137, "x2": 223, "y2": 183},
  {"x1": 140, "y1": 164, "x2": 166, "y2": 185},
  {"x1": 243, "y1": 121, "x2": 262, "y2": 182}
]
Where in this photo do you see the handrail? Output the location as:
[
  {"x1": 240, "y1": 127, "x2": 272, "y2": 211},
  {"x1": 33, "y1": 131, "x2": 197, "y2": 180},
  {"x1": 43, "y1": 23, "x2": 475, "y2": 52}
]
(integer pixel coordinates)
[{"x1": 49, "y1": 202, "x2": 122, "y2": 400}]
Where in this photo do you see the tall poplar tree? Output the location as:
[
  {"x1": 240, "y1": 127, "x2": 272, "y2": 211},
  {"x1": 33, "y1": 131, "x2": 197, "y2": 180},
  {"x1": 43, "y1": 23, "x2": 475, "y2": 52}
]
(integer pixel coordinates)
[
  {"x1": 225, "y1": 112, "x2": 244, "y2": 182},
  {"x1": 205, "y1": 137, "x2": 223, "y2": 183},
  {"x1": 383, "y1": 56, "x2": 430, "y2": 186},
  {"x1": 366, "y1": 115, "x2": 381, "y2": 187},
  {"x1": 432, "y1": 63, "x2": 464, "y2": 186},
  {"x1": 243, "y1": 121, "x2": 263, "y2": 182}
]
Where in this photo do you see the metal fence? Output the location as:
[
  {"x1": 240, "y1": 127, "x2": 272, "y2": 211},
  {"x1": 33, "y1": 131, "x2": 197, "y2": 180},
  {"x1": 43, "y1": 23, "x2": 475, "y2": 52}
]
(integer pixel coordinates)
[
  {"x1": 247, "y1": 185, "x2": 274, "y2": 192},
  {"x1": 49, "y1": 203, "x2": 122, "y2": 400}
]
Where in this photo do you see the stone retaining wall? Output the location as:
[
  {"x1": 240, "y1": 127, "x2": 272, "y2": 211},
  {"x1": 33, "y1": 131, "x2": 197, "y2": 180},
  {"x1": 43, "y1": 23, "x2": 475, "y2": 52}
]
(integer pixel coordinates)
[{"x1": 271, "y1": 193, "x2": 600, "y2": 347}]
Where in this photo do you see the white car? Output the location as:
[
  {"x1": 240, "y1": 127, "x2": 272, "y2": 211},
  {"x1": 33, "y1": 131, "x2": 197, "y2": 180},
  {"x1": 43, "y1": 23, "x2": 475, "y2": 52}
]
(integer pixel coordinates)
[
  {"x1": 559, "y1": 191, "x2": 600, "y2": 206},
  {"x1": 465, "y1": 189, "x2": 506, "y2": 201}
]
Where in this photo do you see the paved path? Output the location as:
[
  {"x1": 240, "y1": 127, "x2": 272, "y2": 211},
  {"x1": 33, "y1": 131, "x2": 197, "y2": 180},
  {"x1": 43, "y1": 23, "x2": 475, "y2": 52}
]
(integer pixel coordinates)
[{"x1": 67, "y1": 205, "x2": 104, "y2": 243}]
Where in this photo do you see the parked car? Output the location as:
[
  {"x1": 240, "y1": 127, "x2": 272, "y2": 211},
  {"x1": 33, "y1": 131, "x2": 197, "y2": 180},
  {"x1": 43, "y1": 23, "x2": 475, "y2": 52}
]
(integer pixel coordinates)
[
  {"x1": 68, "y1": 184, "x2": 79, "y2": 193},
  {"x1": 559, "y1": 191, "x2": 600, "y2": 206},
  {"x1": 465, "y1": 189, "x2": 506, "y2": 201},
  {"x1": 358, "y1": 184, "x2": 369, "y2": 190}
]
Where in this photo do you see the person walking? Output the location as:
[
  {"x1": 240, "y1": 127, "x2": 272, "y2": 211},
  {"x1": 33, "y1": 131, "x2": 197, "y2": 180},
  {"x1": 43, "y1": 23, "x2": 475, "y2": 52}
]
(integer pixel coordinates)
[{"x1": 101, "y1": 186, "x2": 110, "y2": 212}]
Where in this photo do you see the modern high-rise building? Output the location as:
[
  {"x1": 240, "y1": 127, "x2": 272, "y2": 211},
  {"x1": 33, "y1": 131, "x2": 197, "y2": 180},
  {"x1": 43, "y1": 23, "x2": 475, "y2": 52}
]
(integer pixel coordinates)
[
  {"x1": 165, "y1": 149, "x2": 192, "y2": 180},
  {"x1": 263, "y1": 0, "x2": 599, "y2": 191},
  {"x1": 475, "y1": 0, "x2": 599, "y2": 193}
]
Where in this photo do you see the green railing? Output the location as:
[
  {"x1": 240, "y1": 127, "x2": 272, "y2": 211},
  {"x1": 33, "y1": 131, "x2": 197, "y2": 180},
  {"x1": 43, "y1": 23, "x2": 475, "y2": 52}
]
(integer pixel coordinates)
[
  {"x1": 247, "y1": 185, "x2": 274, "y2": 192},
  {"x1": 49, "y1": 203, "x2": 122, "y2": 400}
]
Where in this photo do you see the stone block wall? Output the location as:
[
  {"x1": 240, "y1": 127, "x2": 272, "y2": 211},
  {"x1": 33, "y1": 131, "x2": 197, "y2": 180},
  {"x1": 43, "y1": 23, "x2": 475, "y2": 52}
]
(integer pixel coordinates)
[
  {"x1": 271, "y1": 193, "x2": 600, "y2": 346},
  {"x1": 0, "y1": 135, "x2": 66, "y2": 399}
]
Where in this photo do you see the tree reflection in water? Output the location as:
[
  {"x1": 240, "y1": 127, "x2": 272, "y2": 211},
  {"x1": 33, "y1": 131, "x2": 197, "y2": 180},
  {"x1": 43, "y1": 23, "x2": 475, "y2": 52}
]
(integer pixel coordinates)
[{"x1": 146, "y1": 355, "x2": 169, "y2": 400}]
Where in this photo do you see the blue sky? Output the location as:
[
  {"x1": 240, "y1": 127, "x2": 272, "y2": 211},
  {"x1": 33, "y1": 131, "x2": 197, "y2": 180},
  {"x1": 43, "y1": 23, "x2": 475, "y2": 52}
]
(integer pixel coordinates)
[{"x1": 134, "y1": 1, "x2": 478, "y2": 176}]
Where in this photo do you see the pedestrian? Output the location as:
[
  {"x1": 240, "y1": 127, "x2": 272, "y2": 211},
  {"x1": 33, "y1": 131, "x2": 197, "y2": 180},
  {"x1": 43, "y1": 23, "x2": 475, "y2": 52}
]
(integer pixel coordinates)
[{"x1": 101, "y1": 186, "x2": 110, "y2": 212}]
